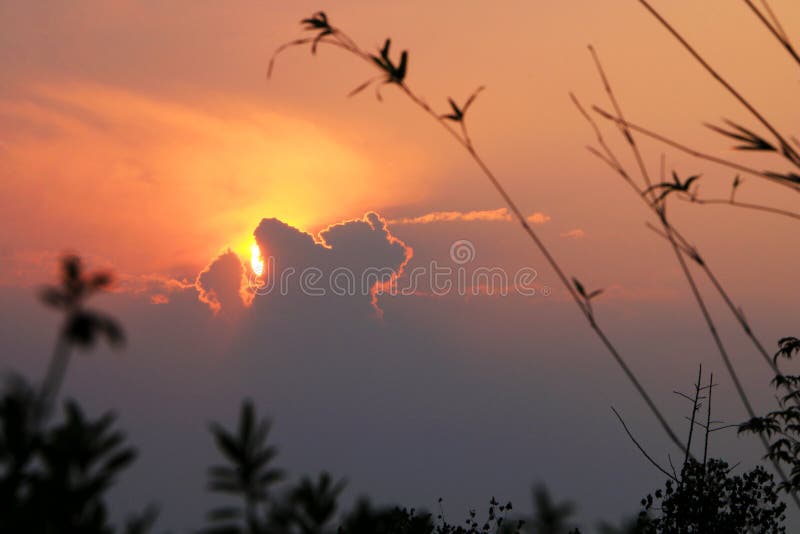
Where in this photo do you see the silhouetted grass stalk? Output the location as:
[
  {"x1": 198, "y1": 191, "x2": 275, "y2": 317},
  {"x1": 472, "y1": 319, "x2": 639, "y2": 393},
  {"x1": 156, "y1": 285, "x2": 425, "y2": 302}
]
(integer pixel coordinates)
[
  {"x1": 39, "y1": 334, "x2": 71, "y2": 416},
  {"x1": 580, "y1": 42, "x2": 800, "y2": 507},
  {"x1": 681, "y1": 366, "x2": 704, "y2": 467},
  {"x1": 269, "y1": 14, "x2": 686, "y2": 452},
  {"x1": 638, "y1": 0, "x2": 800, "y2": 170},
  {"x1": 743, "y1": 0, "x2": 800, "y2": 67},
  {"x1": 592, "y1": 107, "x2": 800, "y2": 194},
  {"x1": 37, "y1": 256, "x2": 124, "y2": 418},
  {"x1": 687, "y1": 197, "x2": 800, "y2": 222}
]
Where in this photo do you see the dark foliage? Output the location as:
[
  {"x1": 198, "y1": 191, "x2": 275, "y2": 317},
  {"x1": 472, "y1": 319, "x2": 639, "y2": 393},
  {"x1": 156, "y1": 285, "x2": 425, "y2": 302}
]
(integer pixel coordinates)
[
  {"x1": 644, "y1": 171, "x2": 701, "y2": 204},
  {"x1": 739, "y1": 337, "x2": 800, "y2": 493},
  {"x1": 639, "y1": 458, "x2": 786, "y2": 533},
  {"x1": 40, "y1": 255, "x2": 125, "y2": 349},
  {"x1": 0, "y1": 256, "x2": 147, "y2": 532},
  {"x1": 338, "y1": 497, "x2": 525, "y2": 534},
  {"x1": 0, "y1": 375, "x2": 148, "y2": 533},
  {"x1": 39, "y1": 255, "x2": 125, "y2": 417},
  {"x1": 204, "y1": 403, "x2": 530, "y2": 534},
  {"x1": 205, "y1": 399, "x2": 285, "y2": 533}
]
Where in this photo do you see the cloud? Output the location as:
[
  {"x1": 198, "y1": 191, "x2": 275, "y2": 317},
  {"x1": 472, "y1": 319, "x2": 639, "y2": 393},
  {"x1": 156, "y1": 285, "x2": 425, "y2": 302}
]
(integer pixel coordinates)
[
  {"x1": 560, "y1": 228, "x2": 586, "y2": 239},
  {"x1": 195, "y1": 250, "x2": 249, "y2": 316},
  {"x1": 193, "y1": 212, "x2": 412, "y2": 317},
  {"x1": 256, "y1": 212, "x2": 412, "y2": 317},
  {"x1": 0, "y1": 83, "x2": 424, "y2": 278},
  {"x1": 527, "y1": 212, "x2": 551, "y2": 224},
  {"x1": 388, "y1": 208, "x2": 550, "y2": 226},
  {"x1": 149, "y1": 294, "x2": 169, "y2": 305},
  {"x1": 116, "y1": 273, "x2": 194, "y2": 296}
]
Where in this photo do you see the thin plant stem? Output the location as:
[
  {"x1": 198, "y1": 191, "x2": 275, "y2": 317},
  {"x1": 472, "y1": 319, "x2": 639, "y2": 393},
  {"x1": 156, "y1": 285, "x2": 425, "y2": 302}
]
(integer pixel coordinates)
[
  {"x1": 271, "y1": 22, "x2": 687, "y2": 452},
  {"x1": 587, "y1": 47, "x2": 759, "y2": 425},
  {"x1": 683, "y1": 366, "x2": 703, "y2": 467},
  {"x1": 638, "y1": 0, "x2": 800, "y2": 169},
  {"x1": 688, "y1": 196, "x2": 800, "y2": 222},
  {"x1": 592, "y1": 106, "x2": 800, "y2": 193},
  {"x1": 39, "y1": 332, "x2": 71, "y2": 416},
  {"x1": 612, "y1": 407, "x2": 679, "y2": 482},
  {"x1": 587, "y1": 45, "x2": 655, "y2": 197},
  {"x1": 394, "y1": 53, "x2": 690, "y2": 456},
  {"x1": 583, "y1": 106, "x2": 784, "y2": 384},
  {"x1": 703, "y1": 373, "x2": 714, "y2": 467},
  {"x1": 585, "y1": 44, "x2": 800, "y2": 508},
  {"x1": 742, "y1": 0, "x2": 800, "y2": 67}
]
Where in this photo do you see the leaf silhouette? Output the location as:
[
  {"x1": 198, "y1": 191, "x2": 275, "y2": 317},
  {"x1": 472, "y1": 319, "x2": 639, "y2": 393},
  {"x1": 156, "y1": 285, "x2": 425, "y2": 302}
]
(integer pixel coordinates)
[
  {"x1": 572, "y1": 277, "x2": 586, "y2": 298},
  {"x1": 706, "y1": 119, "x2": 776, "y2": 152},
  {"x1": 370, "y1": 38, "x2": 409, "y2": 86},
  {"x1": 645, "y1": 171, "x2": 701, "y2": 203},
  {"x1": 588, "y1": 289, "x2": 604, "y2": 300},
  {"x1": 206, "y1": 400, "x2": 284, "y2": 531},
  {"x1": 441, "y1": 86, "x2": 485, "y2": 122}
]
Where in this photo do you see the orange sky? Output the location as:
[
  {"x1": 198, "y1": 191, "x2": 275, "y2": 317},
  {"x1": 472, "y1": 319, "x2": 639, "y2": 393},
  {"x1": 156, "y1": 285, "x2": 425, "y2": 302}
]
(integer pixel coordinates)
[
  {"x1": 1, "y1": 0, "x2": 798, "y2": 290},
  {"x1": 3, "y1": 3, "x2": 800, "y2": 529}
]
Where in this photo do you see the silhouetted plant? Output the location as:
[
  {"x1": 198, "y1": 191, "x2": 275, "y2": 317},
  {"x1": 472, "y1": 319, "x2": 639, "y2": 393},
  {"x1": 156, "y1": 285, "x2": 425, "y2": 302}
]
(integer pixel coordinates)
[
  {"x1": 271, "y1": 9, "x2": 685, "y2": 454},
  {"x1": 206, "y1": 399, "x2": 285, "y2": 532},
  {"x1": 269, "y1": 472, "x2": 346, "y2": 534},
  {"x1": 0, "y1": 375, "x2": 147, "y2": 533},
  {"x1": 525, "y1": 485, "x2": 577, "y2": 534},
  {"x1": 636, "y1": 0, "x2": 800, "y2": 182},
  {"x1": 740, "y1": 336, "x2": 800, "y2": 493},
  {"x1": 338, "y1": 497, "x2": 524, "y2": 534},
  {"x1": 337, "y1": 500, "x2": 436, "y2": 534},
  {"x1": 638, "y1": 459, "x2": 786, "y2": 533},
  {"x1": 29, "y1": 401, "x2": 136, "y2": 531},
  {"x1": 595, "y1": 517, "x2": 648, "y2": 534},
  {"x1": 203, "y1": 403, "x2": 530, "y2": 534},
  {"x1": 615, "y1": 367, "x2": 787, "y2": 532},
  {"x1": 275, "y1": 8, "x2": 800, "y2": 521},
  {"x1": 39, "y1": 255, "x2": 124, "y2": 413},
  {"x1": 644, "y1": 172, "x2": 700, "y2": 205},
  {"x1": 574, "y1": 13, "x2": 800, "y2": 500},
  {"x1": 0, "y1": 255, "x2": 148, "y2": 533}
]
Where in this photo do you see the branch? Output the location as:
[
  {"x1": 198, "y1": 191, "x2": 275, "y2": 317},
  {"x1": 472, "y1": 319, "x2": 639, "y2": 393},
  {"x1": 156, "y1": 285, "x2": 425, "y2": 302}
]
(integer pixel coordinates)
[{"x1": 612, "y1": 407, "x2": 680, "y2": 482}]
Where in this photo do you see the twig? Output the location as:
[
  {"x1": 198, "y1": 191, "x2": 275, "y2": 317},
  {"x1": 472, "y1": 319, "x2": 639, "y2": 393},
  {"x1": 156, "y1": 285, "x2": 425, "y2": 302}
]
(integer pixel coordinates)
[
  {"x1": 588, "y1": 45, "x2": 655, "y2": 197},
  {"x1": 742, "y1": 0, "x2": 800, "y2": 67},
  {"x1": 270, "y1": 14, "x2": 686, "y2": 452},
  {"x1": 682, "y1": 366, "x2": 703, "y2": 467},
  {"x1": 688, "y1": 197, "x2": 800, "y2": 222},
  {"x1": 585, "y1": 45, "x2": 800, "y2": 507},
  {"x1": 592, "y1": 106, "x2": 800, "y2": 193},
  {"x1": 612, "y1": 407, "x2": 679, "y2": 482},
  {"x1": 588, "y1": 46, "x2": 759, "y2": 450},
  {"x1": 638, "y1": 0, "x2": 800, "y2": 169},
  {"x1": 668, "y1": 454, "x2": 679, "y2": 480}
]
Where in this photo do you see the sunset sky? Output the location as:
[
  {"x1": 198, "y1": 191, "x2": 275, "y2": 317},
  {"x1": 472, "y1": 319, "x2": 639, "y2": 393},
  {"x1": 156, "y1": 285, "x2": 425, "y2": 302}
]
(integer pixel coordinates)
[{"x1": 2, "y1": 1, "x2": 799, "y2": 530}]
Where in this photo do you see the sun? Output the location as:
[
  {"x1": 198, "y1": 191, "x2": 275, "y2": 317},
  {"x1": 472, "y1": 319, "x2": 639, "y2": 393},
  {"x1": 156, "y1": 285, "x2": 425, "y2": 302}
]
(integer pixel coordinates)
[{"x1": 250, "y1": 242, "x2": 264, "y2": 276}]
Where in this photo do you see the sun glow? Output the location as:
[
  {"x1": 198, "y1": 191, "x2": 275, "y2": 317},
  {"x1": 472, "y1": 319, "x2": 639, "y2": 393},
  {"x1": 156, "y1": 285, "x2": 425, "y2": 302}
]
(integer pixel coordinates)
[{"x1": 250, "y1": 243, "x2": 264, "y2": 276}]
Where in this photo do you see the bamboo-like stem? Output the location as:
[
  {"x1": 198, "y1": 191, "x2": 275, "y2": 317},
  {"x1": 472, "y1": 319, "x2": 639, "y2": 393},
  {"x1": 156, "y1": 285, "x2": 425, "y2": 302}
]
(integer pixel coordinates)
[
  {"x1": 585, "y1": 48, "x2": 761, "y2": 427},
  {"x1": 584, "y1": 44, "x2": 800, "y2": 508},
  {"x1": 39, "y1": 331, "x2": 71, "y2": 416},
  {"x1": 271, "y1": 24, "x2": 686, "y2": 452},
  {"x1": 688, "y1": 197, "x2": 800, "y2": 222},
  {"x1": 742, "y1": 0, "x2": 800, "y2": 67},
  {"x1": 683, "y1": 366, "x2": 703, "y2": 467},
  {"x1": 703, "y1": 373, "x2": 714, "y2": 467},
  {"x1": 393, "y1": 54, "x2": 690, "y2": 455},
  {"x1": 592, "y1": 106, "x2": 800, "y2": 193},
  {"x1": 587, "y1": 45, "x2": 655, "y2": 197},
  {"x1": 638, "y1": 0, "x2": 800, "y2": 169}
]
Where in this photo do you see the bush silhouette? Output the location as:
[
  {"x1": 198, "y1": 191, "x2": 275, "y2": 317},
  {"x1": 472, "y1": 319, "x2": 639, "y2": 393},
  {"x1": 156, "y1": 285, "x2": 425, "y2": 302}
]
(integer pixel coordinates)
[{"x1": 639, "y1": 458, "x2": 786, "y2": 533}]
